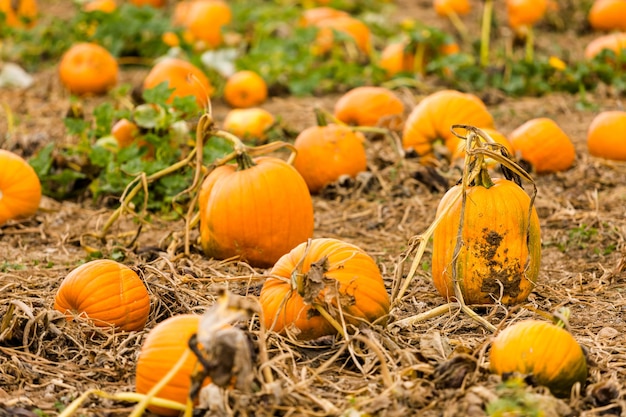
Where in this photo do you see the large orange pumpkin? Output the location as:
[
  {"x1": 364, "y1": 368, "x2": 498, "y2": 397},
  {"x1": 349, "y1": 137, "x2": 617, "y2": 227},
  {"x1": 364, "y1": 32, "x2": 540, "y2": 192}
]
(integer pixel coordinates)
[
  {"x1": 293, "y1": 124, "x2": 368, "y2": 193},
  {"x1": 259, "y1": 238, "x2": 390, "y2": 340},
  {"x1": 199, "y1": 155, "x2": 314, "y2": 268},
  {"x1": 58, "y1": 42, "x2": 119, "y2": 96},
  {"x1": 587, "y1": 110, "x2": 626, "y2": 161},
  {"x1": 54, "y1": 259, "x2": 151, "y2": 331},
  {"x1": 588, "y1": 0, "x2": 626, "y2": 32},
  {"x1": 143, "y1": 58, "x2": 213, "y2": 109},
  {"x1": 333, "y1": 86, "x2": 404, "y2": 130},
  {"x1": 490, "y1": 319, "x2": 588, "y2": 397},
  {"x1": 402, "y1": 90, "x2": 494, "y2": 158},
  {"x1": 432, "y1": 177, "x2": 541, "y2": 305},
  {"x1": 508, "y1": 118, "x2": 576, "y2": 173},
  {"x1": 0, "y1": 150, "x2": 42, "y2": 226},
  {"x1": 136, "y1": 314, "x2": 209, "y2": 416}
]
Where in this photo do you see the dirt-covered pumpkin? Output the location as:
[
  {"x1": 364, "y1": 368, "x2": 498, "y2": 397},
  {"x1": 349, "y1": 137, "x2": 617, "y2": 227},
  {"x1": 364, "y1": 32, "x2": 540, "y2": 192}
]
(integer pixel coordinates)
[
  {"x1": 293, "y1": 124, "x2": 367, "y2": 193},
  {"x1": 490, "y1": 319, "x2": 588, "y2": 397},
  {"x1": 588, "y1": 0, "x2": 626, "y2": 32},
  {"x1": 0, "y1": 149, "x2": 42, "y2": 226},
  {"x1": 259, "y1": 238, "x2": 390, "y2": 340},
  {"x1": 54, "y1": 259, "x2": 151, "y2": 331},
  {"x1": 508, "y1": 118, "x2": 576, "y2": 173},
  {"x1": 136, "y1": 314, "x2": 209, "y2": 416},
  {"x1": 402, "y1": 90, "x2": 494, "y2": 159},
  {"x1": 199, "y1": 155, "x2": 314, "y2": 268},
  {"x1": 432, "y1": 177, "x2": 541, "y2": 305},
  {"x1": 333, "y1": 86, "x2": 404, "y2": 130},
  {"x1": 587, "y1": 110, "x2": 626, "y2": 161}
]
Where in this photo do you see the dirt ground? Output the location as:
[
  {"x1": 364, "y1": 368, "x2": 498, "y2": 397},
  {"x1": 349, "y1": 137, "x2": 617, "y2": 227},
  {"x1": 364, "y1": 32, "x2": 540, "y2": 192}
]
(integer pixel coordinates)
[{"x1": 1, "y1": 0, "x2": 626, "y2": 416}]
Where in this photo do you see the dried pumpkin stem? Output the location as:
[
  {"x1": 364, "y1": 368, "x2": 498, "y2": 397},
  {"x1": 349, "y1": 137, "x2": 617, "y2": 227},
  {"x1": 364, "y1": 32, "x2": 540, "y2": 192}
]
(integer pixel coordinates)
[
  {"x1": 391, "y1": 302, "x2": 459, "y2": 327},
  {"x1": 313, "y1": 302, "x2": 347, "y2": 339}
]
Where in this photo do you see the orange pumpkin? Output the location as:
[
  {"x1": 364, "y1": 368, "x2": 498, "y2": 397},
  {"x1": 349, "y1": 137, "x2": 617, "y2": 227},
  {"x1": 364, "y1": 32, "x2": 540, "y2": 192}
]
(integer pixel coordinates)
[
  {"x1": 143, "y1": 57, "x2": 213, "y2": 109},
  {"x1": 54, "y1": 259, "x2": 151, "y2": 332},
  {"x1": 508, "y1": 118, "x2": 576, "y2": 173},
  {"x1": 223, "y1": 70, "x2": 268, "y2": 109},
  {"x1": 451, "y1": 127, "x2": 514, "y2": 166},
  {"x1": 0, "y1": 149, "x2": 42, "y2": 226},
  {"x1": 434, "y1": 0, "x2": 471, "y2": 16},
  {"x1": 588, "y1": 0, "x2": 626, "y2": 31},
  {"x1": 379, "y1": 40, "x2": 459, "y2": 77},
  {"x1": 136, "y1": 314, "x2": 209, "y2": 416},
  {"x1": 0, "y1": 0, "x2": 37, "y2": 28},
  {"x1": 111, "y1": 118, "x2": 140, "y2": 149},
  {"x1": 83, "y1": 0, "x2": 116, "y2": 13},
  {"x1": 313, "y1": 16, "x2": 372, "y2": 55},
  {"x1": 128, "y1": 0, "x2": 166, "y2": 7},
  {"x1": 333, "y1": 86, "x2": 404, "y2": 130},
  {"x1": 293, "y1": 124, "x2": 367, "y2": 193},
  {"x1": 222, "y1": 107, "x2": 276, "y2": 144},
  {"x1": 490, "y1": 319, "x2": 588, "y2": 397},
  {"x1": 173, "y1": 0, "x2": 232, "y2": 50},
  {"x1": 299, "y1": 6, "x2": 349, "y2": 26},
  {"x1": 506, "y1": 0, "x2": 548, "y2": 31},
  {"x1": 58, "y1": 43, "x2": 119, "y2": 96},
  {"x1": 432, "y1": 177, "x2": 541, "y2": 305},
  {"x1": 584, "y1": 32, "x2": 626, "y2": 61},
  {"x1": 199, "y1": 155, "x2": 314, "y2": 268},
  {"x1": 259, "y1": 238, "x2": 390, "y2": 340},
  {"x1": 587, "y1": 110, "x2": 626, "y2": 161},
  {"x1": 402, "y1": 90, "x2": 494, "y2": 158}
]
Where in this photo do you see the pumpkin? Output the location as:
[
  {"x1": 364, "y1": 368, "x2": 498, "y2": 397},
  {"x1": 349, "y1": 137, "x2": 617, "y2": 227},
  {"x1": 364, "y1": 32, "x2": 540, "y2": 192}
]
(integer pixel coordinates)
[
  {"x1": 172, "y1": 0, "x2": 232, "y2": 50},
  {"x1": 293, "y1": 124, "x2": 368, "y2": 193},
  {"x1": 508, "y1": 118, "x2": 576, "y2": 173},
  {"x1": 312, "y1": 16, "x2": 372, "y2": 55},
  {"x1": 136, "y1": 314, "x2": 209, "y2": 416},
  {"x1": 402, "y1": 89, "x2": 494, "y2": 158},
  {"x1": 111, "y1": 118, "x2": 140, "y2": 149},
  {"x1": 259, "y1": 238, "x2": 390, "y2": 340},
  {"x1": 54, "y1": 259, "x2": 151, "y2": 332},
  {"x1": 587, "y1": 110, "x2": 626, "y2": 161},
  {"x1": 222, "y1": 107, "x2": 276, "y2": 144},
  {"x1": 223, "y1": 70, "x2": 268, "y2": 109},
  {"x1": 129, "y1": 0, "x2": 166, "y2": 7},
  {"x1": 83, "y1": 0, "x2": 116, "y2": 13},
  {"x1": 0, "y1": 0, "x2": 37, "y2": 28},
  {"x1": 333, "y1": 86, "x2": 404, "y2": 130},
  {"x1": 584, "y1": 32, "x2": 626, "y2": 61},
  {"x1": 490, "y1": 319, "x2": 588, "y2": 397},
  {"x1": 143, "y1": 57, "x2": 213, "y2": 109},
  {"x1": 588, "y1": 0, "x2": 626, "y2": 32},
  {"x1": 506, "y1": 0, "x2": 548, "y2": 31},
  {"x1": 0, "y1": 149, "x2": 42, "y2": 226},
  {"x1": 199, "y1": 155, "x2": 314, "y2": 268},
  {"x1": 379, "y1": 40, "x2": 459, "y2": 77},
  {"x1": 434, "y1": 0, "x2": 471, "y2": 17},
  {"x1": 58, "y1": 42, "x2": 119, "y2": 96},
  {"x1": 299, "y1": 7, "x2": 349, "y2": 26},
  {"x1": 432, "y1": 177, "x2": 541, "y2": 305}
]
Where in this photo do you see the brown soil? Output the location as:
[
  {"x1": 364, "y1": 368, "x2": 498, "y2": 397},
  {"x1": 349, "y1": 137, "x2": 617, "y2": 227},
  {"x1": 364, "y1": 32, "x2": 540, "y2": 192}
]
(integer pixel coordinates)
[{"x1": 1, "y1": 1, "x2": 626, "y2": 416}]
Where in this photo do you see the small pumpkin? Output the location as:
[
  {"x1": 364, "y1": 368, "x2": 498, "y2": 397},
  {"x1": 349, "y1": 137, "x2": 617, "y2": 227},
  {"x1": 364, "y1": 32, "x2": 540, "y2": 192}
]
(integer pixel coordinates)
[
  {"x1": 223, "y1": 70, "x2": 268, "y2": 109},
  {"x1": 54, "y1": 259, "x2": 151, "y2": 332},
  {"x1": 0, "y1": 150, "x2": 42, "y2": 226},
  {"x1": 432, "y1": 176, "x2": 541, "y2": 305},
  {"x1": 83, "y1": 0, "x2": 116, "y2": 13},
  {"x1": 199, "y1": 154, "x2": 314, "y2": 268},
  {"x1": 259, "y1": 238, "x2": 390, "y2": 340},
  {"x1": 293, "y1": 123, "x2": 367, "y2": 193},
  {"x1": 128, "y1": 0, "x2": 166, "y2": 7},
  {"x1": 111, "y1": 118, "x2": 140, "y2": 149},
  {"x1": 0, "y1": 0, "x2": 37, "y2": 28},
  {"x1": 584, "y1": 32, "x2": 626, "y2": 62},
  {"x1": 379, "y1": 39, "x2": 459, "y2": 77},
  {"x1": 312, "y1": 16, "x2": 372, "y2": 55},
  {"x1": 298, "y1": 6, "x2": 349, "y2": 26},
  {"x1": 587, "y1": 110, "x2": 626, "y2": 161},
  {"x1": 173, "y1": 0, "x2": 232, "y2": 50},
  {"x1": 333, "y1": 86, "x2": 404, "y2": 130},
  {"x1": 508, "y1": 118, "x2": 576, "y2": 173},
  {"x1": 223, "y1": 107, "x2": 276, "y2": 144},
  {"x1": 136, "y1": 314, "x2": 209, "y2": 416},
  {"x1": 506, "y1": 0, "x2": 548, "y2": 32},
  {"x1": 588, "y1": 0, "x2": 626, "y2": 32},
  {"x1": 402, "y1": 89, "x2": 494, "y2": 158},
  {"x1": 58, "y1": 42, "x2": 119, "y2": 96},
  {"x1": 490, "y1": 319, "x2": 588, "y2": 397},
  {"x1": 434, "y1": 0, "x2": 471, "y2": 17},
  {"x1": 143, "y1": 57, "x2": 213, "y2": 109}
]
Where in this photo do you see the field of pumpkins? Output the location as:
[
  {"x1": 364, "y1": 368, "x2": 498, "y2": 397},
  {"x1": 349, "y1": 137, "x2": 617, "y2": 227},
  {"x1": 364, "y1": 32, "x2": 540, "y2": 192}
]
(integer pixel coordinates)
[{"x1": 1, "y1": 0, "x2": 626, "y2": 415}]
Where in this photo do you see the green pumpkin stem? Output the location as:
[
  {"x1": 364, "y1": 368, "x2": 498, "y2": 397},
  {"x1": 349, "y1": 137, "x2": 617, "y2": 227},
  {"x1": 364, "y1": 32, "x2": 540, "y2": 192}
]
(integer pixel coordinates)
[{"x1": 235, "y1": 152, "x2": 257, "y2": 170}]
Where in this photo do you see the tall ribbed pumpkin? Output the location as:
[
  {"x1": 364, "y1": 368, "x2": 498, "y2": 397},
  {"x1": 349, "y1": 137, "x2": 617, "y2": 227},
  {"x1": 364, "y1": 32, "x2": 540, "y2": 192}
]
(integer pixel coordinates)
[
  {"x1": 136, "y1": 314, "x2": 209, "y2": 416},
  {"x1": 432, "y1": 177, "x2": 541, "y2": 305},
  {"x1": 199, "y1": 155, "x2": 314, "y2": 268},
  {"x1": 54, "y1": 259, "x2": 151, "y2": 331},
  {"x1": 259, "y1": 238, "x2": 390, "y2": 340},
  {"x1": 0, "y1": 149, "x2": 42, "y2": 226}
]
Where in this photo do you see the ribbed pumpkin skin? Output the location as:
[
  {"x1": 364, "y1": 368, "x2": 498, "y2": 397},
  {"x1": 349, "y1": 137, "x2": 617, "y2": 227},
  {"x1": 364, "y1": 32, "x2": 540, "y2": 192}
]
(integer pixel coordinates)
[
  {"x1": 587, "y1": 110, "x2": 626, "y2": 161},
  {"x1": 333, "y1": 86, "x2": 404, "y2": 129},
  {"x1": 54, "y1": 260, "x2": 151, "y2": 331},
  {"x1": 490, "y1": 320, "x2": 588, "y2": 397},
  {"x1": 260, "y1": 238, "x2": 390, "y2": 340},
  {"x1": 402, "y1": 90, "x2": 494, "y2": 157},
  {"x1": 589, "y1": 0, "x2": 626, "y2": 31},
  {"x1": 509, "y1": 118, "x2": 576, "y2": 173},
  {"x1": 432, "y1": 179, "x2": 541, "y2": 305},
  {"x1": 136, "y1": 314, "x2": 208, "y2": 416},
  {"x1": 199, "y1": 156, "x2": 314, "y2": 268},
  {"x1": 0, "y1": 150, "x2": 42, "y2": 226},
  {"x1": 293, "y1": 124, "x2": 367, "y2": 193}
]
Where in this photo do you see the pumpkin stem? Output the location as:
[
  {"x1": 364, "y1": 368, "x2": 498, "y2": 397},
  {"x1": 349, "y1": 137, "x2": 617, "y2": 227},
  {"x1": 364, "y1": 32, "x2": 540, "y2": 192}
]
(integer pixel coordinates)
[
  {"x1": 552, "y1": 306, "x2": 572, "y2": 331},
  {"x1": 480, "y1": 0, "x2": 494, "y2": 67},
  {"x1": 314, "y1": 107, "x2": 329, "y2": 127},
  {"x1": 235, "y1": 152, "x2": 257, "y2": 170}
]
